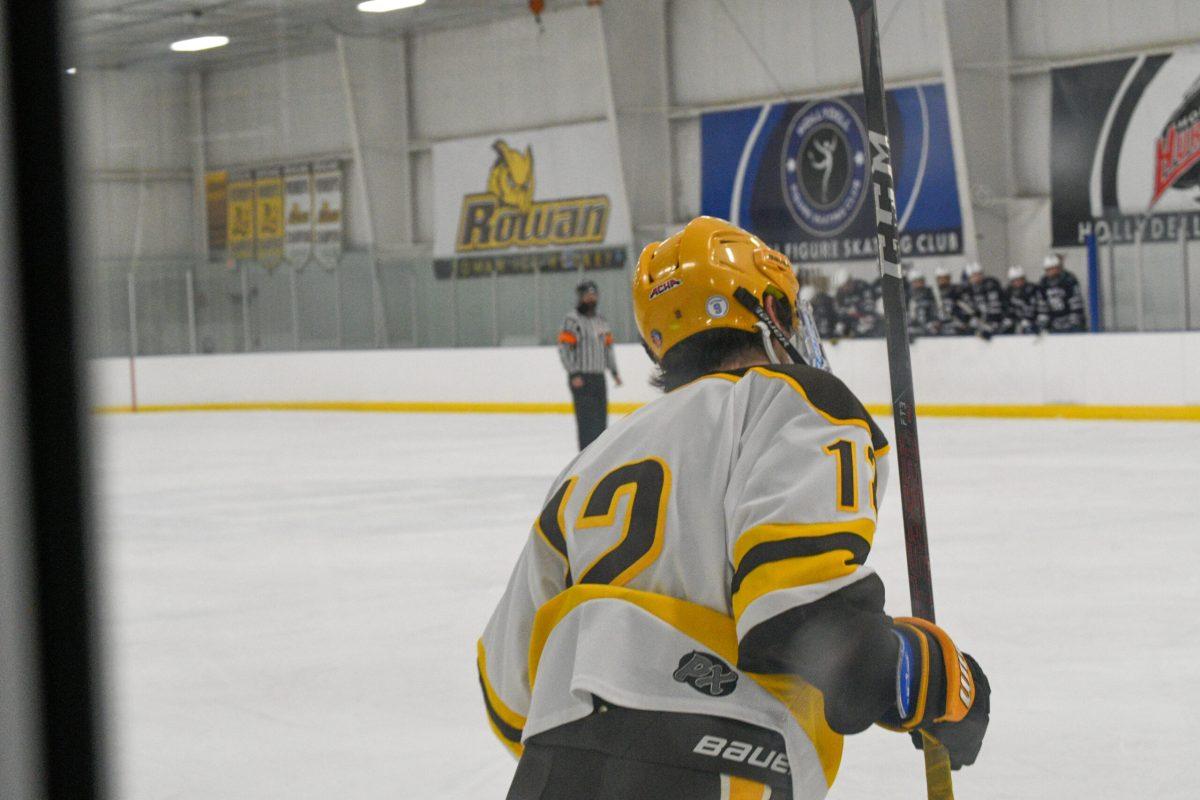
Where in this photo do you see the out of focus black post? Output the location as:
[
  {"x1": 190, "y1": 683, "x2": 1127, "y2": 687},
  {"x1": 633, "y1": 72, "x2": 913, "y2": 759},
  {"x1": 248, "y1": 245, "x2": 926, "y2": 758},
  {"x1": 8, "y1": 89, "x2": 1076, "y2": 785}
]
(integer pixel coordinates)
[{"x1": 2, "y1": 0, "x2": 107, "y2": 797}]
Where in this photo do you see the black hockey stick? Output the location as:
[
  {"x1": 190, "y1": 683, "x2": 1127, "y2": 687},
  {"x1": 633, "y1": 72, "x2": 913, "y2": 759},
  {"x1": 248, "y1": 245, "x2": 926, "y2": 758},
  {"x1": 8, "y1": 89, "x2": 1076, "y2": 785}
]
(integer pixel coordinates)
[{"x1": 844, "y1": 1, "x2": 955, "y2": 797}]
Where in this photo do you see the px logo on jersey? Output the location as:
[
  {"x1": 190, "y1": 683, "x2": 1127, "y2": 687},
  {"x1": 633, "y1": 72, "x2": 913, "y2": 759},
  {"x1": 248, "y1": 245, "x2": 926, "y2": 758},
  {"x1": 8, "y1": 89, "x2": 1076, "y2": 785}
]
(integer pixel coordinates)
[
  {"x1": 673, "y1": 651, "x2": 738, "y2": 697},
  {"x1": 455, "y1": 139, "x2": 611, "y2": 253},
  {"x1": 780, "y1": 98, "x2": 868, "y2": 238}
]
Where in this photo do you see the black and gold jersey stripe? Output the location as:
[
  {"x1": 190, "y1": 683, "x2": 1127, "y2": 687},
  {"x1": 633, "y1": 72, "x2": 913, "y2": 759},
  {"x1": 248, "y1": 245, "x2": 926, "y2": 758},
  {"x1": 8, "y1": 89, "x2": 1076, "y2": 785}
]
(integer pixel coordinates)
[
  {"x1": 476, "y1": 640, "x2": 526, "y2": 757},
  {"x1": 730, "y1": 519, "x2": 875, "y2": 622},
  {"x1": 723, "y1": 363, "x2": 889, "y2": 455}
]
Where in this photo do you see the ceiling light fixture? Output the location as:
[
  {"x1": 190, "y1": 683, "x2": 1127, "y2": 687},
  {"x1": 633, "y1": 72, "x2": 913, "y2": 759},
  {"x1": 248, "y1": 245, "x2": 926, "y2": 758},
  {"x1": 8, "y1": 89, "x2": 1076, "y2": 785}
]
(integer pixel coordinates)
[
  {"x1": 357, "y1": 0, "x2": 426, "y2": 13},
  {"x1": 65, "y1": 67, "x2": 77, "y2": 75},
  {"x1": 170, "y1": 35, "x2": 230, "y2": 53}
]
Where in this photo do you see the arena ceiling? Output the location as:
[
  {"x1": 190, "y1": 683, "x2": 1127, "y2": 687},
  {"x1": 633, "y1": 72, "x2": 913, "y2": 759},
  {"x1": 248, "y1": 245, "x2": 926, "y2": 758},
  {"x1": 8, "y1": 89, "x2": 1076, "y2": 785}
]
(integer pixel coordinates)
[{"x1": 67, "y1": 0, "x2": 590, "y2": 70}]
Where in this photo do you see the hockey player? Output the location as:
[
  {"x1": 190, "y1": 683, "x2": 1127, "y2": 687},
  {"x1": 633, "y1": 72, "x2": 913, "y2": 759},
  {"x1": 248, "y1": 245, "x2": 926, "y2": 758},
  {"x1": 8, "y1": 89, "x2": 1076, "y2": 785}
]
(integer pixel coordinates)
[
  {"x1": 933, "y1": 266, "x2": 971, "y2": 335},
  {"x1": 1005, "y1": 266, "x2": 1048, "y2": 334},
  {"x1": 479, "y1": 217, "x2": 990, "y2": 800},
  {"x1": 832, "y1": 269, "x2": 880, "y2": 338},
  {"x1": 907, "y1": 270, "x2": 940, "y2": 337},
  {"x1": 964, "y1": 263, "x2": 1010, "y2": 339},
  {"x1": 801, "y1": 285, "x2": 838, "y2": 341},
  {"x1": 1040, "y1": 253, "x2": 1087, "y2": 333}
]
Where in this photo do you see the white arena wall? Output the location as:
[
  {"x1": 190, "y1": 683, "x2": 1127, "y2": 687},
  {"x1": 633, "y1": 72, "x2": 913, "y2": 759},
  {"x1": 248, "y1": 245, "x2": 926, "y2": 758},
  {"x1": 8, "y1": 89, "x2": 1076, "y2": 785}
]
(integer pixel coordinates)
[{"x1": 91, "y1": 332, "x2": 1200, "y2": 421}]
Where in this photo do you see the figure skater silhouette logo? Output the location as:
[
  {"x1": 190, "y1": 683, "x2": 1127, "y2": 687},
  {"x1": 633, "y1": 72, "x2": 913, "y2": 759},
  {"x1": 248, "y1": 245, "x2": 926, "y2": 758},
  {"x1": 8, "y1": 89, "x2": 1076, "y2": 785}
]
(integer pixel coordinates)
[{"x1": 781, "y1": 98, "x2": 868, "y2": 238}]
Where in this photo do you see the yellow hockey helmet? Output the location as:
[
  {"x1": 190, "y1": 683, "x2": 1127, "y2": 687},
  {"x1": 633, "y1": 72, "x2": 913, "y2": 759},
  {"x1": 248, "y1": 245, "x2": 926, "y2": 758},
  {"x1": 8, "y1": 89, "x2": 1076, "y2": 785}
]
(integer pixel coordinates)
[{"x1": 633, "y1": 216, "x2": 816, "y2": 364}]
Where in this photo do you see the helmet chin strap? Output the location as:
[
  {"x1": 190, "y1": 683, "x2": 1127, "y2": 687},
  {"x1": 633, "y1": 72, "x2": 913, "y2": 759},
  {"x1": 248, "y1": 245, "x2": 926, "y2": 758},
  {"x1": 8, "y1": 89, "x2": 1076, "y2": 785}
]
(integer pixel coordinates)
[
  {"x1": 733, "y1": 287, "x2": 806, "y2": 366},
  {"x1": 756, "y1": 322, "x2": 786, "y2": 365}
]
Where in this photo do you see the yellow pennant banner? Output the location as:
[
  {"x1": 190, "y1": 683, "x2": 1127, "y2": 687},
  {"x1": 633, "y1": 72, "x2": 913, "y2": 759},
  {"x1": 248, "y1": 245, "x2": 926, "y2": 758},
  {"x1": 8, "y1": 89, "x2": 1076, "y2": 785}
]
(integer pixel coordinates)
[
  {"x1": 226, "y1": 170, "x2": 256, "y2": 263},
  {"x1": 254, "y1": 168, "x2": 285, "y2": 268}
]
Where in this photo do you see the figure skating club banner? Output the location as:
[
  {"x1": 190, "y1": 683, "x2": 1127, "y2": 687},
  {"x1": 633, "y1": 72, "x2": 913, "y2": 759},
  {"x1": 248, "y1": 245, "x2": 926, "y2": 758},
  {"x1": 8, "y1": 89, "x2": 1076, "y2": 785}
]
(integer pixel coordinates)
[
  {"x1": 701, "y1": 82, "x2": 963, "y2": 263},
  {"x1": 1052, "y1": 50, "x2": 1200, "y2": 246}
]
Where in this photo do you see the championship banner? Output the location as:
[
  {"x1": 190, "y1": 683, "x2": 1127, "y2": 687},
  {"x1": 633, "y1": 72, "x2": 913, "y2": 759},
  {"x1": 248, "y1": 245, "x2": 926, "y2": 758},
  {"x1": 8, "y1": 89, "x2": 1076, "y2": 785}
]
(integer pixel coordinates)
[
  {"x1": 701, "y1": 82, "x2": 963, "y2": 263},
  {"x1": 431, "y1": 120, "x2": 633, "y2": 279},
  {"x1": 205, "y1": 170, "x2": 227, "y2": 256},
  {"x1": 226, "y1": 169, "x2": 256, "y2": 263},
  {"x1": 1052, "y1": 51, "x2": 1200, "y2": 246},
  {"x1": 284, "y1": 164, "x2": 314, "y2": 268},
  {"x1": 254, "y1": 168, "x2": 284, "y2": 268},
  {"x1": 312, "y1": 160, "x2": 344, "y2": 270}
]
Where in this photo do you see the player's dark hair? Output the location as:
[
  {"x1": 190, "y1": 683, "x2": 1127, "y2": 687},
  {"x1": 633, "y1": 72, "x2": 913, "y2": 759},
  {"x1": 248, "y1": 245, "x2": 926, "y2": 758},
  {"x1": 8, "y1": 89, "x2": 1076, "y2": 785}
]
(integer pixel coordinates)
[
  {"x1": 646, "y1": 294, "x2": 795, "y2": 392},
  {"x1": 646, "y1": 328, "x2": 762, "y2": 392}
]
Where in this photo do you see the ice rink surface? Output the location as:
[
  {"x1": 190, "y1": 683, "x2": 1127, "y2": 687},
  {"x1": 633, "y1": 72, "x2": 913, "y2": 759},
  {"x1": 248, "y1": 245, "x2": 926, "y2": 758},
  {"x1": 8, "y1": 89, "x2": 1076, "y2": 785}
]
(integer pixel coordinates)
[{"x1": 95, "y1": 409, "x2": 1200, "y2": 799}]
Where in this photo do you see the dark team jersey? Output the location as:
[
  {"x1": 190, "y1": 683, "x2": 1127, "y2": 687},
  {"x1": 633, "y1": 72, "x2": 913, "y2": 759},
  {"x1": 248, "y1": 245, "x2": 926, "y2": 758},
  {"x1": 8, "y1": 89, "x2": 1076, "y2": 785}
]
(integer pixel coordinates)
[
  {"x1": 908, "y1": 286, "x2": 940, "y2": 335},
  {"x1": 810, "y1": 292, "x2": 838, "y2": 340},
  {"x1": 966, "y1": 277, "x2": 1010, "y2": 332},
  {"x1": 935, "y1": 282, "x2": 974, "y2": 334},
  {"x1": 1040, "y1": 271, "x2": 1086, "y2": 332},
  {"x1": 1005, "y1": 283, "x2": 1048, "y2": 334},
  {"x1": 835, "y1": 279, "x2": 881, "y2": 338}
]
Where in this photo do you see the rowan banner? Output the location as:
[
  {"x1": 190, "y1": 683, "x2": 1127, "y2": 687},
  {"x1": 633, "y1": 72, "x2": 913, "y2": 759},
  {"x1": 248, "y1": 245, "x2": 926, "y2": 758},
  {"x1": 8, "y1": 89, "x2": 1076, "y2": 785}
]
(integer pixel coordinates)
[
  {"x1": 205, "y1": 170, "x2": 228, "y2": 256},
  {"x1": 700, "y1": 82, "x2": 964, "y2": 263},
  {"x1": 283, "y1": 164, "x2": 314, "y2": 268},
  {"x1": 226, "y1": 170, "x2": 256, "y2": 262},
  {"x1": 431, "y1": 120, "x2": 632, "y2": 279},
  {"x1": 312, "y1": 160, "x2": 344, "y2": 270},
  {"x1": 1051, "y1": 50, "x2": 1200, "y2": 246},
  {"x1": 254, "y1": 168, "x2": 285, "y2": 268}
]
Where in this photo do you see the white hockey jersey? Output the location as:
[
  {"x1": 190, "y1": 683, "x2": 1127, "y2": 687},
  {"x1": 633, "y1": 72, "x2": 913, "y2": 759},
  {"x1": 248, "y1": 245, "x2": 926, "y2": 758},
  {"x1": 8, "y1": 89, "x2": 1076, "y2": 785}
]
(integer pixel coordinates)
[{"x1": 478, "y1": 363, "x2": 890, "y2": 799}]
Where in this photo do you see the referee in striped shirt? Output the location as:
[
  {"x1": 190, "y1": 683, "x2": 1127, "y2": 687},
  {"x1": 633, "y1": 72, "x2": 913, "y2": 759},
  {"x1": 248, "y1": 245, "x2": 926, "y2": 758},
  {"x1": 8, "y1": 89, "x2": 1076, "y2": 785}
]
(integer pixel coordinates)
[{"x1": 558, "y1": 280, "x2": 621, "y2": 450}]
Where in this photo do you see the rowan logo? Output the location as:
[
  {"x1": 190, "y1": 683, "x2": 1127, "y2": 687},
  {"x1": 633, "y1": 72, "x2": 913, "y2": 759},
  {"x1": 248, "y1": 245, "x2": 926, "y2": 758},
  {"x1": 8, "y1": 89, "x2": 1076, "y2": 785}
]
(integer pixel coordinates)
[
  {"x1": 781, "y1": 98, "x2": 868, "y2": 238},
  {"x1": 456, "y1": 139, "x2": 611, "y2": 253},
  {"x1": 487, "y1": 140, "x2": 535, "y2": 213},
  {"x1": 1151, "y1": 76, "x2": 1200, "y2": 208},
  {"x1": 673, "y1": 651, "x2": 738, "y2": 697}
]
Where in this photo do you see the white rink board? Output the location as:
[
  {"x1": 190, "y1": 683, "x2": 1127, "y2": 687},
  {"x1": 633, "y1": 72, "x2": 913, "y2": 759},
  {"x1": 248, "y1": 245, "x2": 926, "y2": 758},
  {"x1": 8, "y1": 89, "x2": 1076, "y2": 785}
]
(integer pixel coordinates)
[
  {"x1": 97, "y1": 411, "x2": 1200, "y2": 799},
  {"x1": 91, "y1": 331, "x2": 1200, "y2": 410}
]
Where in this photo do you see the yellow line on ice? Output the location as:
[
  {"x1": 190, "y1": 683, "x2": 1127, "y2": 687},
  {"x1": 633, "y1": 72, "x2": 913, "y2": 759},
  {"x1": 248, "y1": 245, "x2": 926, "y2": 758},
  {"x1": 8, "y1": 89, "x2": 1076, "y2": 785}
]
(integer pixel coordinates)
[
  {"x1": 93, "y1": 400, "x2": 1200, "y2": 422},
  {"x1": 863, "y1": 403, "x2": 1200, "y2": 422}
]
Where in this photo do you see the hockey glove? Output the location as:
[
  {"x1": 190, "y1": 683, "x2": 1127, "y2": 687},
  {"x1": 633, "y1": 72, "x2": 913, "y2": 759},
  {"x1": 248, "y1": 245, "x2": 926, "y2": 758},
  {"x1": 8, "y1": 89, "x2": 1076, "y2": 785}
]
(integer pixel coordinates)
[
  {"x1": 878, "y1": 617, "x2": 990, "y2": 769},
  {"x1": 912, "y1": 652, "x2": 990, "y2": 769}
]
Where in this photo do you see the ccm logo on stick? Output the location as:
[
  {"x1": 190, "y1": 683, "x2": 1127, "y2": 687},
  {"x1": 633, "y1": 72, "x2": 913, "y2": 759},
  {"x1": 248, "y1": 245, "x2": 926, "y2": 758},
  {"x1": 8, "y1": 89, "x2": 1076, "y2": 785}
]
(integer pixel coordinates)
[
  {"x1": 692, "y1": 735, "x2": 790, "y2": 775},
  {"x1": 867, "y1": 129, "x2": 900, "y2": 273}
]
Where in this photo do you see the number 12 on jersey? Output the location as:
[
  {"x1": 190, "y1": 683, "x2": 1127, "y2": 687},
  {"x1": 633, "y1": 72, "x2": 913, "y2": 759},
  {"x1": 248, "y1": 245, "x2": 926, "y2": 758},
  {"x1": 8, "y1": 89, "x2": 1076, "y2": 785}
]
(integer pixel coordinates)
[{"x1": 535, "y1": 458, "x2": 673, "y2": 587}]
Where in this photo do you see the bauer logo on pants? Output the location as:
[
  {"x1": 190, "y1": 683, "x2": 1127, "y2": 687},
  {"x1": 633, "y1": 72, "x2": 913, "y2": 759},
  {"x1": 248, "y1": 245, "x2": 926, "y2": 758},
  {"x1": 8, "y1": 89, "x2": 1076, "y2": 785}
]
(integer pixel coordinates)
[{"x1": 673, "y1": 651, "x2": 738, "y2": 697}]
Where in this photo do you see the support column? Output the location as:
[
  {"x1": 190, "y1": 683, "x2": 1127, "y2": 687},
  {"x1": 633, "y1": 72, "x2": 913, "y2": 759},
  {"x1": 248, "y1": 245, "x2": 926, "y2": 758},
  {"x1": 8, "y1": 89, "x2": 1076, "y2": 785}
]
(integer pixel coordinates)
[
  {"x1": 186, "y1": 70, "x2": 206, "y2": 353},
  {"x1": 597, "y1": 0, "x2": 672, "y2": 249},
  {"x1": 937, "y1": 0, "x2": 1013, "y2": 272},
  {"x1": 337, "y1": 34, "x2": 414, "y2": 347},
  {"x1": 335, "y1": 34, "x2": 414, "y2": 253}
]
